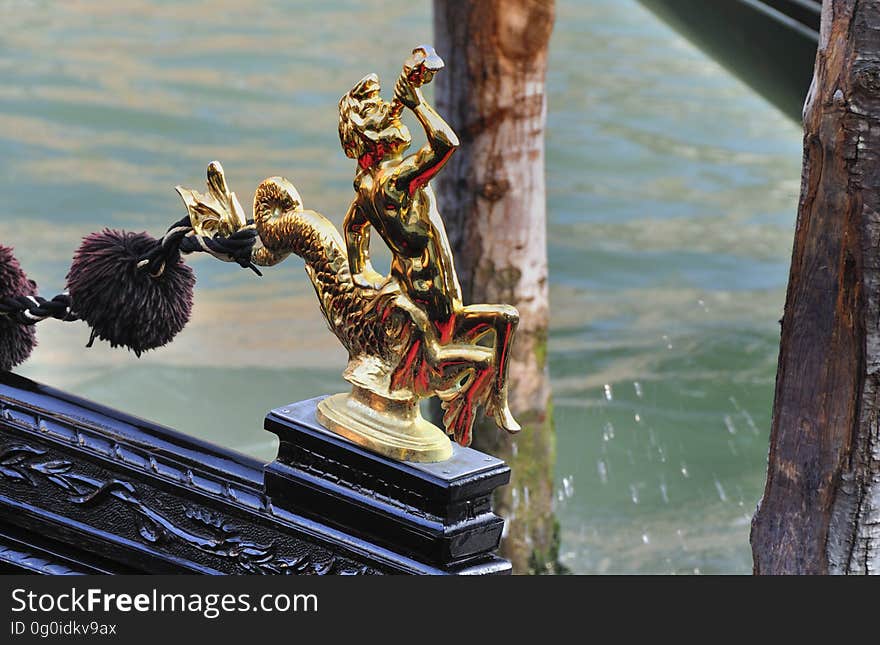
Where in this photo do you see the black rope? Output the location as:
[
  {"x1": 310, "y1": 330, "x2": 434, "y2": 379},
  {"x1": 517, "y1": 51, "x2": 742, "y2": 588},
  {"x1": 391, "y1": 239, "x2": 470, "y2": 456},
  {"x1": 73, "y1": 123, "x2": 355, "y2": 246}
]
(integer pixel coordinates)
[
  {"x1": 137, "y1": 217, "x2": 262, "y2": 277},
  {"x1": 1, "y1": 216, "x2": 262, "y2": 329},
  {"x1": 178, "y1": 226, "x2": 262, "y2": 276},
  {"x1": 0, "y1": 293, "x2": 77, "y2": 325},
  {"x1": 136, "y1": 215, "x2": 192, "y2": 277}
]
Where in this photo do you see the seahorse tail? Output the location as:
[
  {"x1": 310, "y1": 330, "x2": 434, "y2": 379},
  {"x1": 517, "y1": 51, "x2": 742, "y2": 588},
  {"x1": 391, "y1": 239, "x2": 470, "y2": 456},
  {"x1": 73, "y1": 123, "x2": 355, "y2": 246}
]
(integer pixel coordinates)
[{"x1": 253, "y1": 177, "x2": 371, "y2": 350}]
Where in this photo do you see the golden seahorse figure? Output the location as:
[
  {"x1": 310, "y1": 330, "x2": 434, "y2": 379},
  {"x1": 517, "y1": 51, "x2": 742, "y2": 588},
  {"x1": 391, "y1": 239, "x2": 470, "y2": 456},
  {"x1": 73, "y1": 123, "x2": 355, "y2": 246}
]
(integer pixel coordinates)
[{"x1": 176, "y1": 46, "x2": 520, "y2": 462}]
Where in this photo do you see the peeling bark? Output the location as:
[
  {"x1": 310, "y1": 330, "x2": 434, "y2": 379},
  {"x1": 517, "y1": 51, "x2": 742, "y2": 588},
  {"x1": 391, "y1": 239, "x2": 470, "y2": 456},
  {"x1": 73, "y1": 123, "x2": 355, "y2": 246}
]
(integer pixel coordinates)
[
  {"x1": 751, "y1": 0, "x2": 880, "y2": 575},
  {"x1": 433, "y1": 0, "x2": 560, "y2": 573}
]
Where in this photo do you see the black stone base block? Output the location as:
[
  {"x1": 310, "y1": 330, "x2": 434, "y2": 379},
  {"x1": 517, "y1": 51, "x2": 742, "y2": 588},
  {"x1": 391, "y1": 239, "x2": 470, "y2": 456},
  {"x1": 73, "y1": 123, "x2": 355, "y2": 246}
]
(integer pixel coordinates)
[{"x1": 265, "y1": 397, "x2": 511, "y2": 572}]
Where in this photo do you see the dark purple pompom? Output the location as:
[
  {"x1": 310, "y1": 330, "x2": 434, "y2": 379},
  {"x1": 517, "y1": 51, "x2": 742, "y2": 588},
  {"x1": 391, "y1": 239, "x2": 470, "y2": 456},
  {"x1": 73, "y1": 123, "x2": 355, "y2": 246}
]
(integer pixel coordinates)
[
  {"x1": 67, "y1": 229, "x2": 195, "y2": 356},
  {"x1": 0, "y1": 245, "x2": 38, "y2": 370}
]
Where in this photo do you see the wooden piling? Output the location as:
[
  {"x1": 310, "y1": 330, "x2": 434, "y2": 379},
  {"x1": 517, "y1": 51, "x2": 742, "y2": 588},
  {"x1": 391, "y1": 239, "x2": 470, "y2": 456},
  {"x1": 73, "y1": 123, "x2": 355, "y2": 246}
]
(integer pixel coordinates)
[{"x1": 751, "y1": 0, "x2": 880, "y2": 574}]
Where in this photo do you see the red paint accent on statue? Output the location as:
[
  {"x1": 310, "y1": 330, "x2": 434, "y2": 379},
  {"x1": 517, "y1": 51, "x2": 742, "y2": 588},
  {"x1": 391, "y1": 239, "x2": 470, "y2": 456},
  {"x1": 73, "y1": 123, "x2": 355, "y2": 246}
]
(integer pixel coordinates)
[
  {"x1": 496, "y1": 323, "x2": 513, "y2": 391},
  {"x1": 408, "y1": 147, "x2": 455, "y2": 196},
  {"x1": 457, "y1": 369, "x2": 492, "y2": 446},
  {"x1": 435, "y1": 314, "x2": 455, "y2": 345},
  {"x1": 358, "y1": 142, "x2": 386, "y2": 170},
  {"x1": 415, "y1": 358, "x2": 431, "y2": 394},
  {"x1": 391, "y1": 337, "x2": 422, "y2": 391}
]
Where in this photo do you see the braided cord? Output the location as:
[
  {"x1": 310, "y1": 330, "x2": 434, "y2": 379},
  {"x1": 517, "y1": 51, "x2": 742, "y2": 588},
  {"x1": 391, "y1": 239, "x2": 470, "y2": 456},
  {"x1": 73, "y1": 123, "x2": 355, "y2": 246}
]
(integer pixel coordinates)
[
  {"x1": 1, "y1": 216, "x2": 261, "y2": 328},
  {"x1": 179, "y1": 225, "x2": 262, "y2": 275},
  {"x1": 136, "y1": 216, "x2": 262, "y2": 277},
  {"x1": 0, "y1": 292, "x2": 77, "y2": 325}
]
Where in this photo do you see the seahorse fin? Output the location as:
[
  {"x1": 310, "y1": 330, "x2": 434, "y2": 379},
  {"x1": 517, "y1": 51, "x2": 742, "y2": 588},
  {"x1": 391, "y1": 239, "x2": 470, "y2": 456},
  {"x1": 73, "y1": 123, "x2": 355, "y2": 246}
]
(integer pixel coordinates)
[{"x1": 176, "y1": 161, "x2": 247, "y2": 237}]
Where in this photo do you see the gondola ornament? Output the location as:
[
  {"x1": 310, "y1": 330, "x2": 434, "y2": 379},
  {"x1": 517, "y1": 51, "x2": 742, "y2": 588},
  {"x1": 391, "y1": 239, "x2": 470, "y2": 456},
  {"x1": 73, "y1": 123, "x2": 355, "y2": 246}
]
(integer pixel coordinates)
[
  {"x1": 177, "y1": 45, "x2": 521, "y2": 462},
  {"x1": 0, "y1": 45, "x2": 522, "y2": 464},
  {"x1": 0, "y1": 46, "x2": 515, "y2": 574}
]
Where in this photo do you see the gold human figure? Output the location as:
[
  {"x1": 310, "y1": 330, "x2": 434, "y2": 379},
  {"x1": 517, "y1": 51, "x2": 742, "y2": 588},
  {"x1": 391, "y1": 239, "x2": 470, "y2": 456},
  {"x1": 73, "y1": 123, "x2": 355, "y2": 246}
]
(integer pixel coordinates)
[{"x1": 176, "y1": 46, "x2": 520, "y2": 462}]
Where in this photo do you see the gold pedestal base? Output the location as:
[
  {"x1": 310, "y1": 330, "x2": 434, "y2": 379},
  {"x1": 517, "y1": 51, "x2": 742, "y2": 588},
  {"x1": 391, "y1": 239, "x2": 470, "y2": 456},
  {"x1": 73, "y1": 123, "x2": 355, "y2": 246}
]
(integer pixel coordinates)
[{"x1": 316, "y1": 387, "x2": 453, "y2": 463}]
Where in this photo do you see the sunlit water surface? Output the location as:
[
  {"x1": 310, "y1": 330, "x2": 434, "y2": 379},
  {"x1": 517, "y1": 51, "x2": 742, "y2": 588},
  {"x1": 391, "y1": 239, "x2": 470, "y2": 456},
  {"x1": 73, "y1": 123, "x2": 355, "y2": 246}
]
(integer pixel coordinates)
[{"x1": 0, "y1": 0, "x2": 801, "y2": 573}]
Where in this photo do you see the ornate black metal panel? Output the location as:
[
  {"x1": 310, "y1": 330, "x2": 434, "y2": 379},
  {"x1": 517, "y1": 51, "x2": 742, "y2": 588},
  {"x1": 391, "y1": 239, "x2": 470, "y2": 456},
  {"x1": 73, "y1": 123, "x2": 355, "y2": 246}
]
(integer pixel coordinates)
[{"x1": 0, "y1": 372, "x2": 510, "y2": 575}]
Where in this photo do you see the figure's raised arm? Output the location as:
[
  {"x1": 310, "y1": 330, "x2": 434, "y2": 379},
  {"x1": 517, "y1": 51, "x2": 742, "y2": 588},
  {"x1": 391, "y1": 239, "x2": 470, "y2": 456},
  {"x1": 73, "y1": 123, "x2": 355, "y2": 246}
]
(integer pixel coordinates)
[
  {"x1": 343, "y1": 200, "x2": 385, "y2": 290},
  {"x1": 393, "y1": 95, "x2": 459, "y2": 195},
  {"x1": 391, "y1": 47, "x2": 459, "y2": 195}
]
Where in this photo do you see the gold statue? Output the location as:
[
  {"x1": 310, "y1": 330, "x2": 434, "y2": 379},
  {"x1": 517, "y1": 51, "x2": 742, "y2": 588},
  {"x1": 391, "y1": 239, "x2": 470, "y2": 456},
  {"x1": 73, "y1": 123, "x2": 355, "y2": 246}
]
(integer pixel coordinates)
[{"x1": 177, "y1": 46, "x2": 520, "y2": 462}]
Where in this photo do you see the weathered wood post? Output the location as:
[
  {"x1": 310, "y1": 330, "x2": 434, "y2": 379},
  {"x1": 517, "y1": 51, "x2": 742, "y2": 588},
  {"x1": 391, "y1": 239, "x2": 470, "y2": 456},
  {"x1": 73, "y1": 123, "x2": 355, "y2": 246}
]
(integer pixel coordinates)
[
  {"x1": 433, "y1": 0, "x2": 559, "y2": 573},
  {"x1": 751, "y1": 0, "x2": 880, "y2": 574}
]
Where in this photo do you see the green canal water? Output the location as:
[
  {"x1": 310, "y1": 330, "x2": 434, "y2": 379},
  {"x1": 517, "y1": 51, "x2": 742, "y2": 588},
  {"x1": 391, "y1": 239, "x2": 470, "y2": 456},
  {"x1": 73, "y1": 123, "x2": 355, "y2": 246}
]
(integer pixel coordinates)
[{"x1": 0, "y1": 0, "x2": 803, "y2": 573}]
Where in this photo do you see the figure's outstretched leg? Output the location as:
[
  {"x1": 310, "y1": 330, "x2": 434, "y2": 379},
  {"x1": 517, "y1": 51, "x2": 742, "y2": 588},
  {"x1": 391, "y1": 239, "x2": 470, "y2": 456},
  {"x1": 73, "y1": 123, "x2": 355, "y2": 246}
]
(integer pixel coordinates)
[{"x1": 452, "y1": 304, "x2": 520, "y2": 433}]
